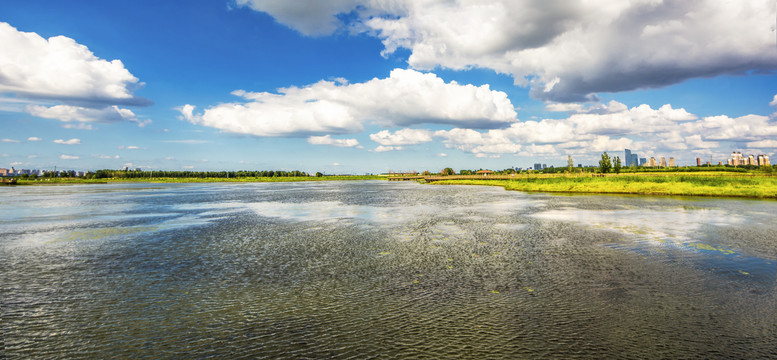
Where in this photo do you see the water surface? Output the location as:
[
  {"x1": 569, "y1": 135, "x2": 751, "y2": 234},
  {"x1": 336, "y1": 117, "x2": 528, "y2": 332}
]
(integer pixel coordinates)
[{"x1": 2, "y1": 181, "x2": 776, "y2": 358}]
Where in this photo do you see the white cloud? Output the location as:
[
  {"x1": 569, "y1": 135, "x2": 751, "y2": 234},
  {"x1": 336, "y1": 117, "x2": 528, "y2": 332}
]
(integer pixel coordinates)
[
  {"x1": 179, "y1": 69, "x2": 517, "y2": 137},
  {"x1": 182, "y1": 165, "x2": 194, "y2": 169},
  {"x1": 430, "y1": 99, "x2": 777, "y2": 158},
  {"x1": 369, "y1": 128, "x2": 433, "y2": 146},
  {"x1": 1, "y1": 138, "x2": 20, "y2": 143},
  {"x1": 27, "y1": 136, "x2": 42, "y2": 141},
  {"x1": 590, "y1": 136, "x2": 633, "y2": 152},
  {"x1": 374, "y1": 145, "x2": 403, "y2": 152},
  {"x1": 747, "y1": 140, "x2": 777, "y2": 148},
  {"x1": 771, "y1": 94, "x2": 777, "y2": 118},
  {"x1": 26, "y1": 104, "x2": 150, "y2": 127},
  {"x1": 63, "y1": 123, "x2": 96, "y2": 130},
  {"x1": 243, "y1": 1, "x2": 777, "y2": 102},
  {"x1": 437, "y1": 153, "x2": 447, "y2": 157},
  {"x1": 53, "y1": 138, "x2": 81, "y2": 145},
  {"x1": 307, "y1": 135, "x2": 360, "y2": 147},
  {"x1": 59, "y1": 154, "x2": 79, "y2": 160},
  {"x1": 10, "y1": 161, "x2": 22, "y2": 166},
  {"x1": 0, "y1": 22, "x2": 148, "y2": 105},
  {"x1": 118, "y1": 145, "x2": 141, "y2": 150}
]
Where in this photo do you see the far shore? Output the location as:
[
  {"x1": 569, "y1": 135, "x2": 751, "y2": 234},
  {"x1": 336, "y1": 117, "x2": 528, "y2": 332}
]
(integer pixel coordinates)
[
  {"x1": 7, "y1": 175, "x2": 384, "y2": 185},
  {"x1": 426, "y1": 173, "x2": 777, "y2": 199},
  {"x1": 6, "y1": 172, "x2": 777, "y2": 199}
]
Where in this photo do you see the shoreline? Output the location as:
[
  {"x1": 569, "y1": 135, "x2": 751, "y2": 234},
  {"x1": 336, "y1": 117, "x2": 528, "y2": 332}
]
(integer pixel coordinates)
[
  {"x1": 7, "y1": 175, "x2": 384, "y2": 185},
  {"x1": 7, "y1": 174, "x2": 777, "y2": 200},
  {"x1": 429, "y1": 176, "x2": 777, "y2": 199}
]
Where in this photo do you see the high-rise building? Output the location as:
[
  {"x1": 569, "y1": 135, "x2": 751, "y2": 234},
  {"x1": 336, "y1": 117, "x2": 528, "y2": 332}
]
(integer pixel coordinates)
[
  {"x1": 748, "y1": 154, "x2": 755, "y2": 166},
  {"x1": 624, "y1": 149, "x2": 640, "y2": 166},
  {"x1": 639, "y1": 157, "x2": 646, "y2": 166},
  {"x1": 533, "y1": 163, "x2": 542, "y2": 170},
  {"x1": 696, "y1": 157, "x2": 701, "y2": 166},
  {"x1": 648, "y1": 157, "x2": 656, "y2": 167},
  {"x1": 668, "y1": 157, "x2": 676, "y2": 167},
  {"x1": 730, "y1": 152, "x2": 744, "y2": 166},
  {"x1": 758, "y1": 155, "x2": 770, "y2": 166},
  {"x1": 659, "y1": 157, "x2": 667, "y2": 167}
]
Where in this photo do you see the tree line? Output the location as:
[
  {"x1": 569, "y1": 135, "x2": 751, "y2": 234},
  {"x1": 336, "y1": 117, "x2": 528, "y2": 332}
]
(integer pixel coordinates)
[{"x1": 89, "y1": 169, "x2": 311, "y2": 179}]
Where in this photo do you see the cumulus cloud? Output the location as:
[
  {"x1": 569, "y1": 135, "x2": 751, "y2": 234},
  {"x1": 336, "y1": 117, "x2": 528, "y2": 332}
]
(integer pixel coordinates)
[
  {"x1": 369, "y1": 128, "x2": 433, "y2": 146},
  {"x1": 1, "y1": 138, "x2": 20, "y2": 143},
  {"x1": 0, "y1": 22, "x2": 149, "y2": 106},
  {"x1": 1, "y1": 22, "x2": 151, "y2": 128},
  {"x1": 432, "y1": 99, "x2": 777, "y2": 158},
  {"x1": 53, "y1": 138, "x2": 81, "y2": 145},
  {"x1": 179, "y1": 69, "x2": 517, "y2": 137},
  {"x1": 307, "y1": 135, "x2": 360, "y2": 147},
  {"x1": 243, "y1": 0, "x2": 777, "y2": 102},
  {"x1": 373, "y1": 145, "x2": 403, "y2": 152},
  {"x1": 59, "y1": 154, "x2": 79, "y2": 160}
]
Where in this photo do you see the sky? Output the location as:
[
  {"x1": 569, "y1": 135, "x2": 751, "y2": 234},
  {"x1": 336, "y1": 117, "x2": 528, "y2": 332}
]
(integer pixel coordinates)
[{"x1": 1, "y1": 0, "x2": 777, "y2": 174}]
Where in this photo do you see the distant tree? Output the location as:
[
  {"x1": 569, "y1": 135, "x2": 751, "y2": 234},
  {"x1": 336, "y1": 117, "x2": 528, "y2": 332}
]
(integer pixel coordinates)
[
  {"x1": 599, "y1": 152, "x2": 612, "y2": 173},
  {"x1": 315, "y1": 172, "x2": 323, "y2": 177},
  {"x1": 441, "y1": 167, "x2": 455, "y2": 176},
  {"x1": 422, "y1": 170, "x2": 431, "y2": 176},
  {"x1": 613, "y1": 156, "x2": 622, "y2": 174}
]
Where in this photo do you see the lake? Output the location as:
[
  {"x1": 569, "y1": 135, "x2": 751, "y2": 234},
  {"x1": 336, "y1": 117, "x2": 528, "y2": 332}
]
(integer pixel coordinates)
[{"x1": 1, "y1": 181, "x2": 776, "y2": 358}]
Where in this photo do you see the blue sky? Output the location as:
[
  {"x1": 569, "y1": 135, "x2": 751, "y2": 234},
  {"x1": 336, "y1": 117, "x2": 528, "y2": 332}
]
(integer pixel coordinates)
[{"x1": 2, "y1": 1, "x2": 776, "y2": 174}]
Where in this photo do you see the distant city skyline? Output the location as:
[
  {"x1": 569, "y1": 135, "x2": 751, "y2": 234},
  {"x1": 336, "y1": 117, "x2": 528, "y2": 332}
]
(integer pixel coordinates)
[{"x1": 2, "y1": 1, "x2": 777, "y2": 173}]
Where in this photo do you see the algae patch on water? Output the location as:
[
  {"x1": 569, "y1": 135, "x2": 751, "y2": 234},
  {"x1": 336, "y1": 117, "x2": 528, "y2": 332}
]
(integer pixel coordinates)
[
  {"x1": 684, "y1": 242, "x2": 736, "y2": 255},
  {"x1": 54, "y1": 226, "x2": 158, "y2": 243}
]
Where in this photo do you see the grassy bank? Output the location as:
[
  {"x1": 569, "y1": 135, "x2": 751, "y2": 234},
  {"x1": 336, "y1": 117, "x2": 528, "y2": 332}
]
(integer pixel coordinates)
[
  {"x1": 431, "y1": 174, "x2": 777, "y2": 198},
  {"x1": 12, "y1": 175, "x2": 384, "y2": 185}
]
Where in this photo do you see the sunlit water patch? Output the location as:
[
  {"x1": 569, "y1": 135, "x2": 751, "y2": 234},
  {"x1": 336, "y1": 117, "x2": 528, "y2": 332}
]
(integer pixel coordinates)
[{"x1": 1, "y1": 182, "x2": 776, "y2": 358}]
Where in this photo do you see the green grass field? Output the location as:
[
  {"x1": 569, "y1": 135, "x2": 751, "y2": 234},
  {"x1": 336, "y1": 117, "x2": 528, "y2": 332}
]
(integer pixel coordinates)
[{"x1": 431, "y1": 174, "x2": 777, "y2": 198}]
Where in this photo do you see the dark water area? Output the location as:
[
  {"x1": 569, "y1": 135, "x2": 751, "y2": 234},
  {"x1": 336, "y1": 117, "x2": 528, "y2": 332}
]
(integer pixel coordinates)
[{"x1": 1, "y1": 181, "x2": 776, "y2": 359}]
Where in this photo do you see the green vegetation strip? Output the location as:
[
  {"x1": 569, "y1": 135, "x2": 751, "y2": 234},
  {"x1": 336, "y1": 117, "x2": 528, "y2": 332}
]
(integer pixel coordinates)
[
  {"x1": 14, "y1": 175, "x2": 384, "y2": 185},
  {"x1": 432, "y1": 175, "x2": 777, "y2": 199}
]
